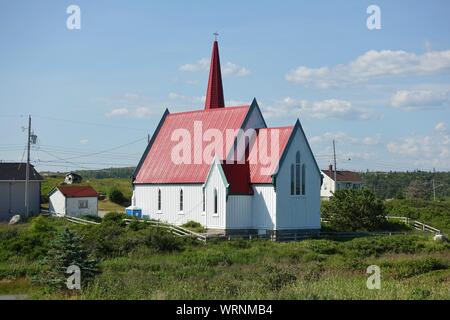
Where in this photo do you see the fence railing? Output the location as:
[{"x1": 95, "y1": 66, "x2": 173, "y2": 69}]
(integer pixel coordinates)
[
  {"x1": 386, "y1": 215, "x2": 442, "y2": 235},
  {"x1": 42, "y1": 210, "x2": 100, "y2": 226},
  {"x1": 123, "y1": 219, "x2": 207, "y2": 242},
  {"x1": 43, "y1": 210, "x2": 442, "y2": 242}
]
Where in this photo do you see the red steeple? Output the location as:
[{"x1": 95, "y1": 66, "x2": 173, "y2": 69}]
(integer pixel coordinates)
[{"x1": 205, "y1": 40, "x2": 225, "y2": 109}]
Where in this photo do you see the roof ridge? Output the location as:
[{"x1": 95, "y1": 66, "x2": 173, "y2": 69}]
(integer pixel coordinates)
[
  {"x1": 260, "y1": 125, "x2": 295, "y2": 130},
  {"x1": 168, "y1": 105, "x2": 250, "y2": 117}
]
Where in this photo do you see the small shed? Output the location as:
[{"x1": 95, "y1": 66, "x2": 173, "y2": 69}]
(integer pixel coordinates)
[{"x1": 49, "y1": 185, "x2": 98, "y2": 217}]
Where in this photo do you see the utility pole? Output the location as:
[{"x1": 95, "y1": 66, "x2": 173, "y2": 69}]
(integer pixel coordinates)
[
  {"x1": 333, "y1": 139, "x2": 337, "y2": 190},
  {"x1": 25, "y1": 115, "x2": 31, "y2": 218},
  {"x1": 432, "y1": 168, "x2": 436, "y2": 201}
]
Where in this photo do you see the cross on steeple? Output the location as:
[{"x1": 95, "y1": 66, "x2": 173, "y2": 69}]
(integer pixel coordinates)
[{"x1": 213, "y1": 32, "x2": 219, "y2": 41}]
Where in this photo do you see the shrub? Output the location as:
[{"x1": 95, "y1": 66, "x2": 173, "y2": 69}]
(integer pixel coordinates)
[
  {"x1": 303, "y1": 240, "x2": 340, "y2": 255},
  {"x1": 148, "y1": 229, "x2": 182, "y2": 252},
  {"x1": 81, "y1": 215, "x2": 102, "y2": 223},
  {"x1": 109, "y1": 188, "x2": 125, "y2": 204},
  {"x1": 228, "y1": 238, "x2": 251, "y2": 249},
  {"x1": 384, "y1": 257, "x2": 447, "y2": 279},
  {"x1": 262, "y1": 265, "x2": 297, "y2": 291},
  {"x1": 102, "y1": 212, "x2": 127, "y2": 225},
  {"x1": 325, "y1": 189, "x2": 386, "y2": 231},
  {"x1": 182, "y1": 221, "x2": 205, "y2": 233},
  {"x1": 29, "y1": 215, "x2": 56, "y2": 234}
]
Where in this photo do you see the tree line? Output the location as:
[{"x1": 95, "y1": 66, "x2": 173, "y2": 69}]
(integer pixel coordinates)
[{"x1": 361, "y1": 171, "x2": 450, "y2": 200}]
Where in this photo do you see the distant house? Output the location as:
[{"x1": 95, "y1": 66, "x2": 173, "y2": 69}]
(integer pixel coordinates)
[
  {"x1": 0, "y1": 163, "x2": 43, "y2": 220},
  {"x1": 49, "y1": 186, "x2": 98, "y2": 217},
  {"x1": 320, "y1": 165, "x2": 362, "y2": 200},
  {"x1": 64, "y1": 172, "x2": 83, "y2": 184}
]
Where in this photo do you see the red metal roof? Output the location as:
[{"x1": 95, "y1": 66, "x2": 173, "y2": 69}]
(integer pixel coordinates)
[
  {"x1": 57, "y1": 186, "x2": 98, "y2": 198},
  {"x1": 205, "y1": 40, "x2": 225, "y2": 109},
  {"x1": 134, "y1": 105, "x2": 251, "y2": 184},
  {"x1": 249, "y1": 126, "x2": 294, "y2": 183}
]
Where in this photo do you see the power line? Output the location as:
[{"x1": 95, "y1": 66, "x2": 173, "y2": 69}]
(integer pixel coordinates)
[
  {"x1": 32, "y1": 115, "x2": 150, "y2": 132},
  {"x1": 49, "y1": 137, "x2": 147, "y2": 161}
]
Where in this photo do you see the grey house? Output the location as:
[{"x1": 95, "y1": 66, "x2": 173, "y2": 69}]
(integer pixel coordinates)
[{"x1": 0, "y1": 163, "x2": 43, "y2": 221}]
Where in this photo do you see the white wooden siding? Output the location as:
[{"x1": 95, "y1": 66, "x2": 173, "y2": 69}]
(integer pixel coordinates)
[
  {"x1": 320, "y1": 174, "x2": 335, "y2": 199},
  {"x1": 49, "y1": 189, "x2": 66, "y2": 215},
  {"x1": 252, "y1": 184, "x2": 276, "y2": 229},
  {"x1": 226, "y1": 195, "x2": 252, "y2": 229},
  {"x1": 204, "y1": 161, "x2": 227, "y2": 229},
  {"x1": 275, "y1": 127, "x2": 321, "y2": 230},
  {"x1": 134, "y1": 184, "x2": 204, "y2": 226},
  {"x1": 66, "y1": 197, "x2": 98, "y2": 217}
]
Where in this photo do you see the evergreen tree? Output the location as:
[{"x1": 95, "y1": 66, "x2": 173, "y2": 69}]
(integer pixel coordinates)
[
  {"x1": 324, "y1": 189, "x2": 386, "y2": 231},
  {"x1": 36, "y1": 228, "x2": 99, "y2": 290}
]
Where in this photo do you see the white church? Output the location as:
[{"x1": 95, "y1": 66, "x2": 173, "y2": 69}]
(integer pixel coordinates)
[{"x1": 132, "y1": 40, "x2": 321, "y2": 234}]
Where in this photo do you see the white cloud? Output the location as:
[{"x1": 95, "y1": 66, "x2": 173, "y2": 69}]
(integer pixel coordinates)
[
  {"x1": 363, "y1": 134, "x2": 381, "y2": 145},
  {"x1": 310, "y1": 132, "x2": 380, "y2": 146},
  {"x1": 179, "y1": 58, "x2": 210, "y2": 72},
  {"x1": 106, "y1": 108, "x2": 129, "y2": 117},
  {"x1": 180, "y1": 58, "x2": 250, "y2": 77},
  {"x1": 263, "y1": 97, "x2": 376, "y2": 120},
  {"x1": 105, "y1": 107, "x2": 153, "y2": 118},
  {"x1": 168, "y1": 92, "x2": 205, "y2": 104},
  {"x1": 79, "y1": 139, "x2": 88, "y2": 145},
  {"x1": 133, "y1": 107, "x2": 153, "y2": 118},
  {"x1": 386, "y1": 131, "x2": 450, "y2": 169},
  {"x1": 435, "y1": 122, "x2": 447, "y2": 132},
  {"x1": 309, "y1": 131, "x2": 359, "y2": 145},
  {"x1": 104, "y1": 94, "x2": 156, "y2": 118},
  {"x1": 391, "y1": 90, "x2": 448, "y2": 110},
  {"x1": 222, "y1": 62, "x2": 250, "y2": 77},
  {"x1": 286, "y1": 50, "x2": 450, "y2": 88}
]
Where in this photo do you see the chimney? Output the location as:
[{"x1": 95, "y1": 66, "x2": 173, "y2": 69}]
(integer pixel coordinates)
[
  {"x1": 204, "y1": 39, "x2": 225, "y2": 109},
  {"x1": 329, "y1": 164, "x2": 333, "y2": 172}
]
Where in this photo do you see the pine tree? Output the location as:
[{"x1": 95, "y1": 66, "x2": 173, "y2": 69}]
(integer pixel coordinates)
[{"x1": 36, "y1": 228, "x2": 99, "y2": 290}]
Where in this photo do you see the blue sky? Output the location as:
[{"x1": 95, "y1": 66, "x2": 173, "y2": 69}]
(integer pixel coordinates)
[{"x1": 1, "y1": 0, "x2": 450, "y2": 172}]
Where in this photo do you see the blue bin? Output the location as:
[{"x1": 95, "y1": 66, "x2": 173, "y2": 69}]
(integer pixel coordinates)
[{"x1": 125, "y1": 207, "x2": 142, "y2": 218}]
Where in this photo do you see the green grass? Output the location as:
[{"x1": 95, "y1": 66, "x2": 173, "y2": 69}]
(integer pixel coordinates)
[
  {"x1": 0, "y1": 216, "x2": 449, "y2": 300},
  {"x1": 385, "y1": 198, "x2": 450, "y2": 234}
]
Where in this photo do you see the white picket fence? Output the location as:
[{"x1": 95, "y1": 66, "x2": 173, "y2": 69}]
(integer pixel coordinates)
[{"x1": 386, "y1": 216, "x2": 442, "y2": 235}]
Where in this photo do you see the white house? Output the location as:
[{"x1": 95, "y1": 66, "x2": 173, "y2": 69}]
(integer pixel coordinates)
[
  {"x1": 320, "y1": 165, "x2": 363, "y2": 199},
  {"x1": 0, "y1": 163, "x2": 43, "y2": 221},
  {"x1": 49, "y1": 185, "x2": 98, "y2": 217},
  {"x1": 64, "y1": 172, "x2": 83, "y2": 184},
  {"x1": 132, "y1": 40, "x2": 322, "y2": 235}
]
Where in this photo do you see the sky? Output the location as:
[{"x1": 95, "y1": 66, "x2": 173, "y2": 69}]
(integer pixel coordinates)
[{"x1": 1, "y1": 0, "x2": 450, "y2": 172}]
